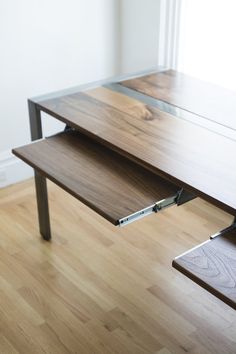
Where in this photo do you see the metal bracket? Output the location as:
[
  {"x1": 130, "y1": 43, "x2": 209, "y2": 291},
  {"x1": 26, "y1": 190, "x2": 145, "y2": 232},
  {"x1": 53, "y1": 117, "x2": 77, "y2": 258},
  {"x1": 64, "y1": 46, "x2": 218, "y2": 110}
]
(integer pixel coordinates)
[
  {"x1": 118, "y1": 195, "x2": 177, "y2": 227},
  {"x1": 118, "y1": 187, "x2": 197, "y2": 227},
  {"x1": 176, "y1": 188, "x2": 196, "y2": 206}
]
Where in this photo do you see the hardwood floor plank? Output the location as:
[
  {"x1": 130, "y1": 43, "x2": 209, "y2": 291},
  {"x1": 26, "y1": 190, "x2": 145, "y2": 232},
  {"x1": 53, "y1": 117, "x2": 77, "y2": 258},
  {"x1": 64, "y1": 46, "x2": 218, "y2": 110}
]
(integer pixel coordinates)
[
  {"x1": 0, "y1": 179, "x2": 236, "y2": 353},
  {"x1": 0, "y1": 334, "x2": 19, "y2": 354},
  {"x1": 103, "y1": 307, "x2": 163, "y2": 353}
]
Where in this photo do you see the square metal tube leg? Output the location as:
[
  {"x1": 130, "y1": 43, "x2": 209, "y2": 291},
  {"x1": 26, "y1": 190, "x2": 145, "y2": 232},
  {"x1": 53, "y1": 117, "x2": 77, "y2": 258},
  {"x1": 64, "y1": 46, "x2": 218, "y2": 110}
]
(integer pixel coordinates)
[
  {"x1": 34, "y1": 171, "x2": 51, "y2": 240},
  {"x1": 28, "y1": 99, "x2": 51, "y2": 240}
]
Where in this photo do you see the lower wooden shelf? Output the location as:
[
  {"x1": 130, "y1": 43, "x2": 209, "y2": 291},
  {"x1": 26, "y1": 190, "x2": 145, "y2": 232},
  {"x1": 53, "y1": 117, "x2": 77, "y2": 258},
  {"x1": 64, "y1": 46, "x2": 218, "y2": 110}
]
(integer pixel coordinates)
[
  {"x1": 173, "y1": 227, "x2": 236, "y2": 310},
  {"x1": 13, "y1": 130, "x2": 180, "y2": 225}
]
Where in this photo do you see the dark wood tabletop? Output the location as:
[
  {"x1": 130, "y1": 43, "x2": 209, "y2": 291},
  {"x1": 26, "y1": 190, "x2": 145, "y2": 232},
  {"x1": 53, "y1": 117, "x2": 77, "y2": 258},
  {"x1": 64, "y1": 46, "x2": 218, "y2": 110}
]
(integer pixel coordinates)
[{"x1": 34, "y1": 70, "x2": 236, "y2": 216}]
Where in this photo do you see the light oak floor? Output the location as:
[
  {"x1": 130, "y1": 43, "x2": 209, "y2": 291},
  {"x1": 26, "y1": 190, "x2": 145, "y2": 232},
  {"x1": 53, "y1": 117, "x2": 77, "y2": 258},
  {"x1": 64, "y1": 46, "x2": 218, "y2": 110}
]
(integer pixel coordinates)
[{"x1": 0, "y1": 179, "x2": 235, "y2": 354}]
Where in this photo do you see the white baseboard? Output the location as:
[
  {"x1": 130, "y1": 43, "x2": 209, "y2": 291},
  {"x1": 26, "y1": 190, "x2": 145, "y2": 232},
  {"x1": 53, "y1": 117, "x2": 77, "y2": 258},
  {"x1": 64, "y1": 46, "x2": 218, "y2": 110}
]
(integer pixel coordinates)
[{"x1": 0, "y1": 150, "x2": 33, "y2": 189}]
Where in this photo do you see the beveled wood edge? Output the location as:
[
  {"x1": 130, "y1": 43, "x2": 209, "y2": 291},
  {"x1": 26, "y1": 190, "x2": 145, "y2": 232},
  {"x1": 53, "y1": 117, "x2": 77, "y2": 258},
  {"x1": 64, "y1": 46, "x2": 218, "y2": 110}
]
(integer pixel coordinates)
[{"x1": 30, "y1": 66, "x2": 167, "y2": 103}]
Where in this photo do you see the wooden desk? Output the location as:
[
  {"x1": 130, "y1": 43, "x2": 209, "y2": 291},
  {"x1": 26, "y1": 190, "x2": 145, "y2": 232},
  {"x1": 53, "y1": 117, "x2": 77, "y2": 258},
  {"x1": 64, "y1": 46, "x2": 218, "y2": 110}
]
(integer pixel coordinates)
[
  {"x1": 33, "y1": 72, "x2": 236, "y2": 216},
  {"x1": 12, "y1": 68, "x2": 236, "y2": 309}
]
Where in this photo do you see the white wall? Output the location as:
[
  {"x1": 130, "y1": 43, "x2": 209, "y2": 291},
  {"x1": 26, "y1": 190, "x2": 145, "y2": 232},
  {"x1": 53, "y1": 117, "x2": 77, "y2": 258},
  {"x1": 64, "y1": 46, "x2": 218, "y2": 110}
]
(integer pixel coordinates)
[
  {"x1": 0, "y1": 0, "x2": 164, "y2": 188},
  {"x1": 0, "y1": 0, "x2": 119, "y2": 187},
  {"x1": 119, "y1": 0, "x2": 160, "y2": 74}
]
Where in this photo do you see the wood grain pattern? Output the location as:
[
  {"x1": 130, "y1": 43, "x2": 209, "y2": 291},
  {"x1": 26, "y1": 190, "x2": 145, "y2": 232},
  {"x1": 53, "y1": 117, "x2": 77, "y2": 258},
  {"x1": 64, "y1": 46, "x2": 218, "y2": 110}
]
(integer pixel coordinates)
[
  {"x1": 37, "y1": 86, "x2": 236, "y2": 216},
  {"x1": 12, "y1": 131, "x2": 179, "y2": 225},
  {"x1": 173, "y1": 228, "x2": 236, "y2": 310},
  {"x1": 121, "y1": 69, "x2": 236, "y2": 131},
  {"x1": 0, "y1": 179, "x2": 235, "y2": 353}
]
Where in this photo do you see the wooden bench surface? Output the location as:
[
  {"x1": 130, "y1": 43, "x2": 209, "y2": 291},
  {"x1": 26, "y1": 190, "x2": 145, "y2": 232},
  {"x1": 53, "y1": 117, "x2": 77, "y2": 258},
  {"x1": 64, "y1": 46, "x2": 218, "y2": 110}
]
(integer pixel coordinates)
[
  {"x1": 13, "y1": 131, "x2": 179, "y2": 225},
  {"x1": 36, "y1": 72, "x2": 236, "y2": 216},
  {"x1": 173, "y1": 228, "x2": 236, "y2": 310}
]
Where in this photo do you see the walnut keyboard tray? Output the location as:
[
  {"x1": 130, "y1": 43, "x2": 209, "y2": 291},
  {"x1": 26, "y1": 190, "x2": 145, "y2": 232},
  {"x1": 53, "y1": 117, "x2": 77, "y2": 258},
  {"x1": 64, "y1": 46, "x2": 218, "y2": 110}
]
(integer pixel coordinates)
[{"x1": 13, "y1": 130, "x2": 180, "y2": 226}]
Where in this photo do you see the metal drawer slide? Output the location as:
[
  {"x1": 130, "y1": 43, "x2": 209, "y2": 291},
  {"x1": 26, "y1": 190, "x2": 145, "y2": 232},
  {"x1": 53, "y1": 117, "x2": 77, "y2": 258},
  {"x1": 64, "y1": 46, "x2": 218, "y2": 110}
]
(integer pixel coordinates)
[{"x1": 119, "y1": 195, "x2": 177, "y2": 226}]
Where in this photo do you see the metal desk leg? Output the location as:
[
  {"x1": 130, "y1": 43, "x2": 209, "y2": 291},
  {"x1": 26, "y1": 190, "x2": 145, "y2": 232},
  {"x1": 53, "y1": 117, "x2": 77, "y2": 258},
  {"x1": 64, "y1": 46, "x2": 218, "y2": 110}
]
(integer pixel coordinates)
[{"x1": 28, "y1": 100, "x2": 51, "y2": 241}]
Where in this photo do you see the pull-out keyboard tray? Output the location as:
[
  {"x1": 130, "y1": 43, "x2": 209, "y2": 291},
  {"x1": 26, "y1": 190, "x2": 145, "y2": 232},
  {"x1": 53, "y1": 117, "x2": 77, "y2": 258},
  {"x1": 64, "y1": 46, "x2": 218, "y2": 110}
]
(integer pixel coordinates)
[
  {"x1": 13, "y1": 130, "x2": 181, "y2": 226},
  {"x1": 173, "y1": 226, "x2": 236, "y2": 309}
]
